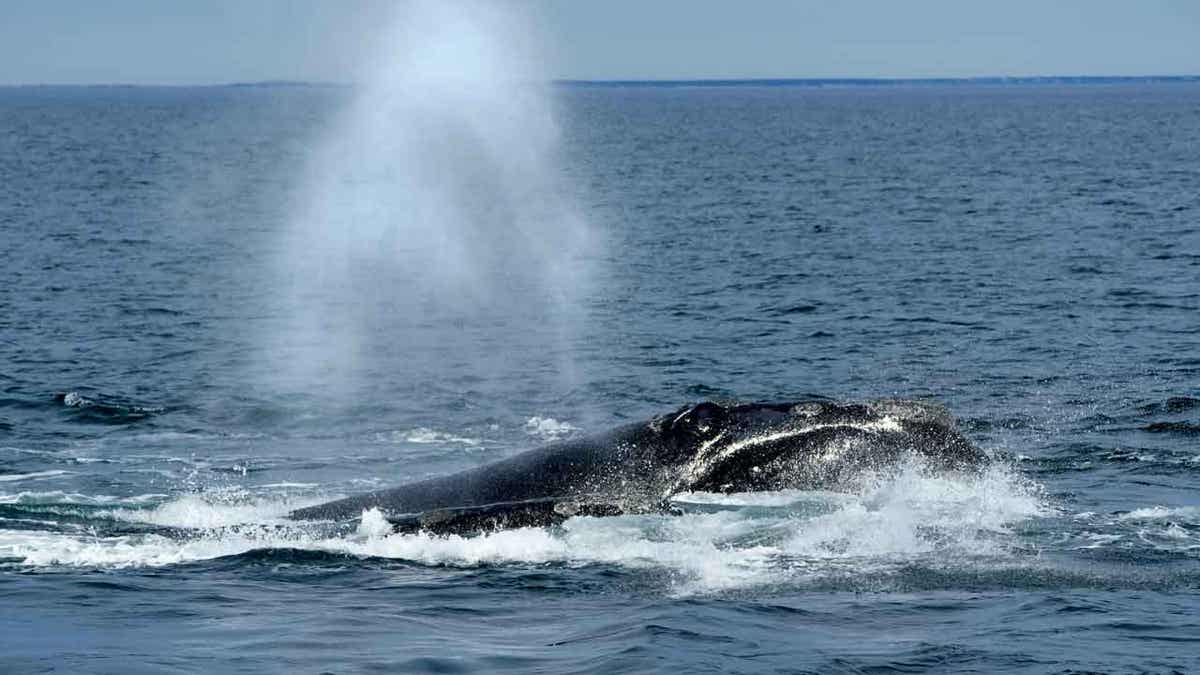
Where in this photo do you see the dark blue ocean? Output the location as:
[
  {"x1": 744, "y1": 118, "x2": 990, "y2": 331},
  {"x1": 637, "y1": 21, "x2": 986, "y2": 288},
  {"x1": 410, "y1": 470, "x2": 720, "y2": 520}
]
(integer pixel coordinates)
[{"x1": 2, "y1": 81, "x2": 1199, "y2": 673}]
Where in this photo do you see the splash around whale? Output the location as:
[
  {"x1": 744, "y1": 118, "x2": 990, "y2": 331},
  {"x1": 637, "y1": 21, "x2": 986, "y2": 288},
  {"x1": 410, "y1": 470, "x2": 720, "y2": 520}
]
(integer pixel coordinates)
[{"x1": 290, "y1": 399, "x2": 989, "y2": 534}]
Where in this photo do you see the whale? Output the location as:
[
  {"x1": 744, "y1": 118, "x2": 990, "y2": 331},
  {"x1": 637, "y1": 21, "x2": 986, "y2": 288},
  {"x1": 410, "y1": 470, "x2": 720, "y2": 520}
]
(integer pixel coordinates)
[{"x1": 289, "y1": 398, "x2": 988, "y2": 534}]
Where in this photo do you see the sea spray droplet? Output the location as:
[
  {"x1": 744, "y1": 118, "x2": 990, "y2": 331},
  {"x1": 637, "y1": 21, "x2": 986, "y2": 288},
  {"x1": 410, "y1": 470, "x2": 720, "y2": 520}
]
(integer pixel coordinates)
[{"x1": 357, "y1": 508, "x2": 392, "y2": 538}]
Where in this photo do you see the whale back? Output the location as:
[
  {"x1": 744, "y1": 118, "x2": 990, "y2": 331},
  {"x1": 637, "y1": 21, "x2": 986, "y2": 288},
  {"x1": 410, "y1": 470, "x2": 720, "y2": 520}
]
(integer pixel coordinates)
[{"x1": 288, "y1": 421, "x2": 663, "y2": 523}]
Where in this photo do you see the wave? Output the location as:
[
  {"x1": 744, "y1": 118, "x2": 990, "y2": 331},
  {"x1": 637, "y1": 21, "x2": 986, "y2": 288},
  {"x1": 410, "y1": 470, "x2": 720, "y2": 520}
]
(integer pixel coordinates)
[
  {"x1": 98, "y1": 492, "x2": 328, "y2": 529},
  {"x1": 0, "y1": 462, "x2": 1053, "y2": 594},
  {"x1": 0, "y1": 470, "x2": 72, "y2": 483},
  {"x1": 1118, "y1": 505, "x2": 1200, "y2": 521},
  {"x1": 1135, "y1": 396, "x2": 1200, "y2": 415},
  {"x1": 0, "y1": 490, "x2": 168, "y2": 506},
  {"x1": 1142, "y1": 421, "x2": 1200, "y2": 435},
  {"x1": 1050, "y1": 506, "x2": 1200, "y2": 564}
]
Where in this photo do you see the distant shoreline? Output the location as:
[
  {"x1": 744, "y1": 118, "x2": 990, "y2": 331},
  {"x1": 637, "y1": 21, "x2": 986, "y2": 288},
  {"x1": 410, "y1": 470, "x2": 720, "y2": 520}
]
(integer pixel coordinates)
[
  {"x1": 1, "y1": 75, "x2": 1198, "y2": 89},
  {"x1": 557, "y1": 75, "x2": 1200, "y2": 88}
]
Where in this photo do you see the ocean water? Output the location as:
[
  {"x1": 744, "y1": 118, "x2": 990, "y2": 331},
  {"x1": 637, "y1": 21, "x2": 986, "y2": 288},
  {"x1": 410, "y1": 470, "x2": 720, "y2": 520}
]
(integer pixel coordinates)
[{"x1": 2, "y1": 82, "x2": 1199, "y2": 672}]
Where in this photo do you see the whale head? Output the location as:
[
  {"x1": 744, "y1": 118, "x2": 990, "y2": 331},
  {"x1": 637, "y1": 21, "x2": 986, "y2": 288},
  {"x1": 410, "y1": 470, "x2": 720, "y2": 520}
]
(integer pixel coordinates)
[{"x1": 652, "y1": 399, "x2": 986, "y2": 495}]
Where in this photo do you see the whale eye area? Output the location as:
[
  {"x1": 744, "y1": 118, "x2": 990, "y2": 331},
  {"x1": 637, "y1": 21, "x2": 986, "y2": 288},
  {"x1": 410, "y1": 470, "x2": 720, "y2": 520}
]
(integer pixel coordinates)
[{"x1": 670, "y1": 401, "x2": 727, "y2": 438}]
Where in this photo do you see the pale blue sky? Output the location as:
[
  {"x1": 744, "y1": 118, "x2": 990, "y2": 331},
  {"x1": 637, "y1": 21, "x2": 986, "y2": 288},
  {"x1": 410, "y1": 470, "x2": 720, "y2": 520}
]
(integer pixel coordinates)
[{"x1": 1, "y1": 0, "x2": 1198, "y2": 85}]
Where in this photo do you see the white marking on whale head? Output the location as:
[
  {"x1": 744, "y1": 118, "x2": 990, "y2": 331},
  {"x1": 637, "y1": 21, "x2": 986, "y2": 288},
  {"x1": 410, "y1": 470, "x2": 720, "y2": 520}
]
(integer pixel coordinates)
[{"x1": 670, "y1": 416, "x2": 905, "y2": 495}]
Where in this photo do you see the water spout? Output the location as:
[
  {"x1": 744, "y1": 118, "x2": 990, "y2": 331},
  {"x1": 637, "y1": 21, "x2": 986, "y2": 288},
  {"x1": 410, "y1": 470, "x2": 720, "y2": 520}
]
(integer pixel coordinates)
[{"x1": 268, "y1": 0, "x2": 594, "y2": 409}]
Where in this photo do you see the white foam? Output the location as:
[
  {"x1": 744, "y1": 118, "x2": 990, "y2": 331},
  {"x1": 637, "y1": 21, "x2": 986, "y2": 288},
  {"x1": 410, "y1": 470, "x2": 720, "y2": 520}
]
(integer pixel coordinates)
[
  {"x1": 0, "y1": 491, "x2": 168, "y2": 506},
  {"x1": 356, "y1": 508, "x2": 392, "y2": 537},
  {"x1": 385, "y1": 428, "x2": 481, "y2": 446},
  {"x1": 1161, "y1": 523, "x2": 1192, "y2": 540},
  {"x1": 347, "y1": 526, "x2": 569, "y2": 566},
  {"x1": 524, "y1": 416, "x2": 577, "y2": 440},
  {"x1": 61, "y1": 392, "x2": 91, "y2": 408},
  {"x1": 100, "y1": 492, "x2": 328, "y2": 529},
  {"x1": 1075, "y1": 533, "x2": 1123, "y2": 549},
  {"x1": 2, "y1": 462, "x2": 1048, "y2": 596},
  {"x1": 0, "y1": 528, "x2": 309, "y2": 568},
  {"x1": 121, "y1": 431, "x2": 213, "y2": 442},
  {"x1": 3, "y1": 447, "x2": 114, "y2": 466},
  {"x1": 1119, "y1": 506, "x2": 1200, "y2": 521},
  {"x1": 565, "y1": 512, "x2": 783, "y2": 593},
  {"x1": 59, "y1": 392, "x2": 163, "y2": 413},
  {"x1": 782, "y1": 464, "x2": 1046, "y2": 560}
]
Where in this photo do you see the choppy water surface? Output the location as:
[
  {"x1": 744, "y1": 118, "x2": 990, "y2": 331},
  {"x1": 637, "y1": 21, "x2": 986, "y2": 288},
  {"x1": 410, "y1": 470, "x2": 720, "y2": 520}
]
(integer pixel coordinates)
[{"x1": 2, "y1": 82, "x2": 1199, "y2": 672}]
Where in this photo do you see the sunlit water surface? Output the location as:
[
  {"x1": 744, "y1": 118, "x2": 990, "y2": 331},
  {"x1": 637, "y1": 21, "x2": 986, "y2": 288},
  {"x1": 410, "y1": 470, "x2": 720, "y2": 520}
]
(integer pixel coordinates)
[{"x1": 2, "y1": 82, "x2": 1199, "y2": 672}]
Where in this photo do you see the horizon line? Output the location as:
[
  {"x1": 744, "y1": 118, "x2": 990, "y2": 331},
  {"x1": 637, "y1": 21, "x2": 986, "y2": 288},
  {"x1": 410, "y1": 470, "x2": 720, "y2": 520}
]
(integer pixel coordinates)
[{"x1": 1, "y1": 74, "x2": 1199, "y2": 89}]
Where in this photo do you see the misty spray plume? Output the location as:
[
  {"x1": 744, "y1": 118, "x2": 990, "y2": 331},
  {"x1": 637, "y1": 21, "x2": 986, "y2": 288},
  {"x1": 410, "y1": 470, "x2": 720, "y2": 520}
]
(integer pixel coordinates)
[{"x1": 269, "y1": 1, "x2": 594, "y2": 410}]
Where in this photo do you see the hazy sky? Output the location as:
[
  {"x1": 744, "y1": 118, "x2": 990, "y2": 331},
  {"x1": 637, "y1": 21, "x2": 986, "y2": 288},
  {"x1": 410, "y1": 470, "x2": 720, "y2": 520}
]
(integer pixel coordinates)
[{"x1": 1, "y1": 0, "x2": 1198, "y2": 85}]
